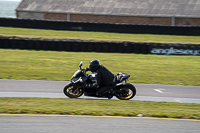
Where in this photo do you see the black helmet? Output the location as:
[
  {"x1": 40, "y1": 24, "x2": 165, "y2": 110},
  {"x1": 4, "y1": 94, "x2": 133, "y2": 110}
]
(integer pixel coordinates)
[{"x1": 89, "y1": 60, "x2": 100, "y2": 72}]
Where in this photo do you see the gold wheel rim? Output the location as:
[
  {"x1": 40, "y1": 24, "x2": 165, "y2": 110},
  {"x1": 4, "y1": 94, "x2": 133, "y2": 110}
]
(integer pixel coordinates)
[
  {"x1": 118, "y1": 88, "x2": 134, "y2": 100},
  {"x1": 66, "y1": 86, "x2": 82, "y2": 97}
]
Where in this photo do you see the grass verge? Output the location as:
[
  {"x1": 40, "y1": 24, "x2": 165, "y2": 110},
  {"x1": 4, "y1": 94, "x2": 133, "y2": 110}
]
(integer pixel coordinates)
[
  {"x1": 0, "y1": 26, "x2": 200, "y2": 44},
  {"x1": 0, "y1": 97, "x2": 200, "y2": 120},
  {"x1": 0, "y1": 49, "x2": 199, "y2": 86}
]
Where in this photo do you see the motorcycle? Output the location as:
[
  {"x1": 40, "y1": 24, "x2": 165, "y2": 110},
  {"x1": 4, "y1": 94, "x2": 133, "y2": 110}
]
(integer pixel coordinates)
[{"x1": 63, "y1": 61, "x2": 136, "y2": 100}]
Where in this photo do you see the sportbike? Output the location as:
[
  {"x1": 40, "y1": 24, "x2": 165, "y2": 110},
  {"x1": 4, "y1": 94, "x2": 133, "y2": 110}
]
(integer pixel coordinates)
[{"x1": 63, "y1": 61, "x2": 136, "y2": 100}]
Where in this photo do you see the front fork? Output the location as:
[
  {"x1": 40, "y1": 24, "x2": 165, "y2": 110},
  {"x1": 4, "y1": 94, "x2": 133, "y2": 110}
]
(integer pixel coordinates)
[{"x1": 71, "y1": 82, "x2": 85, "y2": 93}]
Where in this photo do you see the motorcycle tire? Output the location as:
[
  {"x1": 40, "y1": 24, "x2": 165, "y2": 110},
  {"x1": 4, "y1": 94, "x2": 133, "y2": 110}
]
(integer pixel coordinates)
[
  {"x1": 63, "y1": 83, "x2": 83, "y2": 98},
  {"x1": 115, "y1": 83, "x2": 136, "y2": 100}
]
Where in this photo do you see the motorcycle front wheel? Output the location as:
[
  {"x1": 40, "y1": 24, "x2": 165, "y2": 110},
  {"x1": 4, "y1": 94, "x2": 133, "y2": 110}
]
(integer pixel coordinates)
[
  {"x1": 63, "y1": 83, "x2": 83, "y2": 98},
  {"x1": 115, "y1": 84, "x2": 136, "y2": 100}
]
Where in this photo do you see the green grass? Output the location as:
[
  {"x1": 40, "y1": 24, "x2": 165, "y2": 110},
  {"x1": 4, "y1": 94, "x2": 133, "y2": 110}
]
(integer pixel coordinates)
[
  {"x1": 0, "y1": 49, "x2": 199, "y2": 86},
  {"x1": 1, "y1": 27, "x2": 199, "y2": 119},
  {"x1": 0, "y1": 97, "x2": 200, "y2": 120},
  {"x1": 1, "y1": 26, "x2": 200, "y2": 44}
]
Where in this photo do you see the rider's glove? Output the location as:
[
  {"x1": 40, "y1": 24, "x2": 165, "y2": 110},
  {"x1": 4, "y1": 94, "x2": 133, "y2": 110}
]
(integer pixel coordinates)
[{"x1": 85, "y1": 67, "x2": 90, "y2": 71}]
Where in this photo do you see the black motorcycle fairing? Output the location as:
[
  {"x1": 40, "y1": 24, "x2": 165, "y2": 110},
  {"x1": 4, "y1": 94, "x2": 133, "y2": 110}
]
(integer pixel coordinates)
[
  {"x1": 87, "y1": 72, "x2": 98, "y2": 83},
  {"x1": 71, "y1": 76, "x2": 87, "y2": 83},
  {"x1": 71, "y1": 76, "x2": 87, "y2": 88},
  {"x1": 70, "y1": 69, "x2": 87, "y2": 88},
  {"x1": 71, "y1": 70, "x2": 85, "y2": 79}
]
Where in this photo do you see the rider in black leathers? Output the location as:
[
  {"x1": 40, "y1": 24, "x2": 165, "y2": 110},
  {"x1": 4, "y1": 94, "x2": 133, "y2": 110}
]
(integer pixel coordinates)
[{"x1": 85, "y1": 60, "x2": 117, "y2": 98}]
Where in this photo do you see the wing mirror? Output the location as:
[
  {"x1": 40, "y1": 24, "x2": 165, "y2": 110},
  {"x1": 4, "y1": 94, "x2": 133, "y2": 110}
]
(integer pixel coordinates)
[{"x1": 79, "y1": 61, "x2": 83, "y2": 69}]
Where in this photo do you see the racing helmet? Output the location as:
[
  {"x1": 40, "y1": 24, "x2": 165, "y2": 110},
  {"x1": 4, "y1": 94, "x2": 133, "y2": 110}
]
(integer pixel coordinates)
[{"x1": 89, "y1": 60, "x2": 100, "y2": 72}]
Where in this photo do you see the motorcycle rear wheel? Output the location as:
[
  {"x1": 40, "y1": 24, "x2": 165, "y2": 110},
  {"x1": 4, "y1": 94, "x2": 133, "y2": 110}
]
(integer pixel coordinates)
[
  {"x1": 63, "y1": 83, "x2": 83, "y2": 98},
  {"x1": 115, "y1": 84, "x2": 136, "y2": 100}
]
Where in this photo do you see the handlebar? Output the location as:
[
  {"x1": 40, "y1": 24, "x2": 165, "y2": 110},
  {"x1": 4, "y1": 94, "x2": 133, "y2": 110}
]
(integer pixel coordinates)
[{"x1": 85, "y1": 67, "x2": 90, "y2": 71}]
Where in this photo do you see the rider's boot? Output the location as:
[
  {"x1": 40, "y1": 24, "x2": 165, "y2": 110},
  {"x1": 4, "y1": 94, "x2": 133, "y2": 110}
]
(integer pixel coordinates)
[{"x1": 107, "y1": 90, "x2": 116, "y2": 99}]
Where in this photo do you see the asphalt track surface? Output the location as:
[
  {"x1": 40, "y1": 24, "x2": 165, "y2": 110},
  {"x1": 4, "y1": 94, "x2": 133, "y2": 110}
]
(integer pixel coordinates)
[
  {"x1": 0, "y1": 114, "x2": 200, "y2": 133},
  {"x1": 0, "y1": 79, "x2": 200, "y2": 133},
  {"x1": 0, "y1": 79, "x2": 200, "y2": 103}
]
